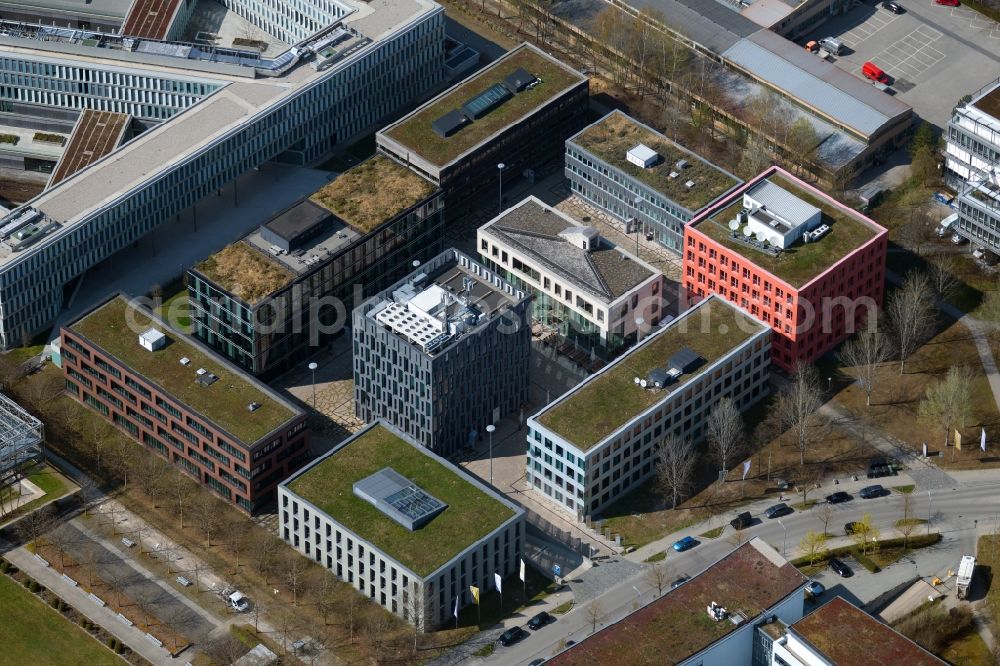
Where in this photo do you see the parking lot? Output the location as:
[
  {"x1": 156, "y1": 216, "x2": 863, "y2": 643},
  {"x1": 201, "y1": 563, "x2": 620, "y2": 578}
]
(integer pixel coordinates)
[{"x1": 816, "y1": 0, "x2": 1000, "y2": 127}]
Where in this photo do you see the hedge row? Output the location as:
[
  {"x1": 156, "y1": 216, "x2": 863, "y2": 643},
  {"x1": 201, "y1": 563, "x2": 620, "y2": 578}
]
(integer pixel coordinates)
[{"x1": 791, "y1": 533, "x2": 942, "y2": 573}]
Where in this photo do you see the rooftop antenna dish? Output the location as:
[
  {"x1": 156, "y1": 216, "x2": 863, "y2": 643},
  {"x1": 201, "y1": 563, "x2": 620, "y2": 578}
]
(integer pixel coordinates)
[
  {"x1": 639, "y1": 379, "x2": 648, "y2": 388},
  {"x1": 755, "y1": 231, "x2": 767, "y2": 243},
  {"x1": 742, "y1": 226, "x2": 752, "y2": 237},
  {"x1": 728, "y1": 219, "x2": 739, "y2": 231},
  {"x1": 634, "y1": 376, "x2": 641, "y2": 384}
]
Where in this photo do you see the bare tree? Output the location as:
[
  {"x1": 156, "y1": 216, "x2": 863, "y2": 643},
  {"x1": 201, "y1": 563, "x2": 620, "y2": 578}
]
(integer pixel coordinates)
[
  {"x1": 224, "y1": 514, "x2": 247, "y2": 571},
  {"x1": 655, "y1": 436, "x2": 697, "y2": 510},
  {"x1": 202, "y1": 635, "x2": 247, "y2": 665},
  {"x1": 46, "y1": 524, "x2": 76, "y2": 569},
  {"x1": 777, "y1": 364, "x2": 825, "y2": 465},
  {"x1": 816, "y1": 503, "x2": 835, "y2": 537},
  {"x1": 192, "y1": 494, "x2": 224, "y2": 548},
  {"x1": 165, "y1": 481, "x2": 195, "y2": 529},
  {"x1": 886, "y1": 272, "x2": 936, "y2": 374},
  {"x1": 78, "y1": 476, "x2": 102, "y2": 516},
  {"x1": 839, "y1": 321, "x2": 890, "y2": 407},
  {"x1": 798, "y1": 530, "x2": 829, "y2": 565},
  {"x1": 363, "y1": 610, "x2": 393, "y2": 663},
  {"x1": 928, "y1": 257, "x2": 960, "y2": 305},
  {"x1": 85, "y1": 420, "x2": 115, "y2": 472},
  {"x1": 16, "y1": 504, "x2": 57, "y2": 550},
  {"x1": 918, "y1": 365, "x2": 974, "y2": 450},
  {"x1": 401, "y1": 582, "x2": 429, "y2": 654},
  {"x1": 311, "y1": 572, "x2": 337, "y2": 625},
  {"x1": 343, "y1": 592, "x2": 361, "y2": 644},
  {"x1": 644, "y1": 561, "x2": 669, "y2": 597},
  {"x1": 109, "y1": 440, "x2": 137, "y2": 491},
  {"x1": 585, "y1": 599, "x2": 603, "y2": 634},
  {"x1": 727, "y1": 525, "x2": 747, "y2": 549},
  {"x1": 80, "y1": 542, "x2": 101, "y2": 588},
  {"x1": 250, "y1": 597, "x2": 267, "y2": 633},
  {"x1": 707, "y1": 397, "x2": 744, "y2": 478},
  {"x1": 250, "y1": 531, "x2": 281, "y2": 584},
  {"x1": 282, "y1": 550, "x2": 310, "y2": 606},
  {"x1": 896, "y1": 493, "x2": 917, "y2": 548}
]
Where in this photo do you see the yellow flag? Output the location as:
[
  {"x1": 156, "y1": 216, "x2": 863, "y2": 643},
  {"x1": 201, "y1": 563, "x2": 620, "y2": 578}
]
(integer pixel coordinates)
[{"x1": 470, "y1": 585, "x2": 480, "y2": 605}]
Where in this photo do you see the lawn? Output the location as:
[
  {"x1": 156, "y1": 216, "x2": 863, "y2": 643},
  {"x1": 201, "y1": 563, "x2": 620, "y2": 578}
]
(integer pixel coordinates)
[
  {"x1": 572, "y1": 111, "x2": 740, "y2": 211},
  {"x1": 694, "y1": 173, "x2": 880, "y2": 288},
  {"x1": 0, "y1": 464, "x2": 74, "y2": 526},
  {"x1": 70, "y1": 295, "x2": 296, "y2": 444},
  {"x1": 835, "y1": 320, "x2": 1000, "y2": 469},
  {"x1": 385, "y1": 47, "x2": 584, "y2": 167},
  {"x1": 0, "y1": 571, "x2": 120, "y2": 666},
  {"x1": 978, "y1": 535, "x2": 1000, "y2": 636},
  {"x1": 156, "y1": 288, "x2": 192, "y2": 333},
  {"x1": 287, "y1": 424, "x2": 516, "y2": 577},
  {"x1": 538, "y1": 299, "x2": 761, "y2": 449}
]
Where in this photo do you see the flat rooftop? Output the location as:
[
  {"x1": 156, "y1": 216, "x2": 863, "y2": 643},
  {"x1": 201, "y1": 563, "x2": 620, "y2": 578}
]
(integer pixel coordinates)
[
  {"x1": 122, "y1": 0, "x2": 183, "y2": 40},
  {"x1": 67, "y1": 294, "x2": 300, "y2": 444},
  {"x1": 381, "y1": 43, "x2": 585, "y2": 168},
  {"x1": 480, "y1": 197, "x2": 655, "y2": 302},
  {"x1": 619, "y1": 0, "x2": 758, "y2": 54},
  {"x1": 536, "y1": 296, "x2": 764, "y2": 450},
  {"x1": 972, "y1": 80, "x2": 1000, "y2": 120},
  {"x1": 285, "y1": 422, "x2": 517, "y2": 577},
  {"x1": 48, "y1": 110, "x2": 130, "y2": 188},
  {"x1": 571, "y1": 111, "x2": 741, "y2": 212},
  {"x1": 194, "y1": 242, "x2": 296, "y2": 305},
  {"x1": 547, "y1": 538, "x2": 805, "y2": 665},
  {"x1": 692, "y1": 168, "x2": 883, "y2": 288},
  {"x1": 0, "y1": 0, "x2": 130, "y2": 20},
  {"x1": 310, "y1": 154, "x2": 437, "y2": 233},
  {"x1": 790, "y1": 597, "x2": 945, "y2": 666}
]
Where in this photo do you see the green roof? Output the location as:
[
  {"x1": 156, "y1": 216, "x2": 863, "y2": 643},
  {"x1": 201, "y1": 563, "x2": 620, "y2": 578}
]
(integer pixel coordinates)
[
  {"x1": 69, "y1": 296, "x2": 297, "y2": 444},
  {"x1": 572, "y1": 111, "x2": 741, "y2": 211},
  {"x1": 287, "y1": 424, "x2": 516, "y2": 577},
  {"x1": 693, "y1": 173, "x2": 881, "y2": 288},
  {"x1": 310, "y1": 155, "x2": 436, "y2": 233},
  {"x1": 384, "y1": 45, "x2": 585, "y2": 168},
  {"x1": 537, "y1": 298, "x2": 763, "y2": 450},
  {"x1": 194, "y1": 242, "x2": 295, "y2": 305}
]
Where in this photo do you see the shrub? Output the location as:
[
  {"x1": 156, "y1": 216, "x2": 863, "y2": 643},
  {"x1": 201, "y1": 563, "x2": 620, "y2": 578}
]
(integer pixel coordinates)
[
  {"x1": 896, "y1": 603, "x2": 974, "y2": 654},
  {"x1": 32, "y1": 132, "x2": 65, "y2": 146},
  {"x1": 0, "y1": 560, "x2": 9, "y2": 573},
  {"x1": 0, "y1": 134, "x2": 18, "y2": 145}
]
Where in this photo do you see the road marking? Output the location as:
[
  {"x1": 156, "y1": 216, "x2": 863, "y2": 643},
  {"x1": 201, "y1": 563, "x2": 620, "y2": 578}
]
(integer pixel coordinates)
[
  {"x1": 872, "y1": 25, "x2": 947, "y2": 81},
  {"x1": 949, "y1": 6, "x2": 1000, "y2": 38},
  {"x1": 839, "y1": 8, "x2": 898, "y2": 45}
]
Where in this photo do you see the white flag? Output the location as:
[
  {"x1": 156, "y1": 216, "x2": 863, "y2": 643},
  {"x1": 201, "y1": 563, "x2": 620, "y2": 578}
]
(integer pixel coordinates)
[
  {"x1": 494, "y1": 572, "x2": 503, "y2": 594},
  {"x1": 982, "y1": 428, "x2": 987, "y2": 453},
  {"x1": 453, "y1": 596, "x2": 459, "y2": 619},
  {"x1": 519, "y1": 558, "x2": 525, "y2": 583},
  {"x1": 923, "y1": 442, "x2": 928, "y2": 458},
  {"x1": 741, "y1": 459, "x2": 751, "y2": 480}
]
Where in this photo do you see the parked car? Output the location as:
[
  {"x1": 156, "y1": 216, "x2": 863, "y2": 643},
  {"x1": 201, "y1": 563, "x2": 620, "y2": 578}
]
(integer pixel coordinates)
[
  {"x1": 882, "y1": 1, "x2": 904, "y2": 12},
  {"x1": 673, "y1": 536, "x2": 697, "y2": 552},
  {"x1": 862, "y1": 61, "x2": 891, "y2": 85},
  {"x1": 826, "y1": 491, "x2": 852, "y2": 504},
  {"x1": 497, "y1": 627, "x2": 529, "y2": 647},
  {"x1": 859, "y1": 484, "x2": 886, "y2": 499},
  {"x1": 730, "y1": 511, "x2": 753, "y2": 530},
  {"x1": 775, "y1": 479, "x2": 790, "y2": 491},
  {"x1": 671, "y1": 575, "x2": 690, "y2": 589},
  {"x1": 952, "y1": 232, "x2": 968, "y2": 245},
  {"x1": 806, "y1": 581, "x2": 826, "y2": 597},
  {"x1": 933, "y1": 191, "x2": 955, "y2": 206},
  {"x1": 935, "y1": 0, "x2": 960, "y2": 5},
  {"x1": 765, "y1": 503, "x2": 792, "y2": 519},
  {"x1": 527, "y1": 612, "x2": 553, "y2": 630},
  {"x1": 228, "y1": 591, "x2": 250, "y2": 612},
  {"x1": 529, "y1": 660, "x2": 546, "y2": 666},
  {"x1": 829, "y1": 558, "x2": 853, "y2": 577},
  {"x1": 844, "y1": 521, "x2": 861, "y2": 535}
]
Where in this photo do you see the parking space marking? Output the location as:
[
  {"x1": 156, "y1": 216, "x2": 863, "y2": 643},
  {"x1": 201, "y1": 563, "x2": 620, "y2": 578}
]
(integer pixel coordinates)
[
  {"x1": 949, "y1": 6, "x2": 1000, "y2": 39},
  {"x1": 872, "y1": 25, "x2": 947, "y2": 82},
  {"x1": 838, "y1": 8, "x2": 898, "y2": 45}
]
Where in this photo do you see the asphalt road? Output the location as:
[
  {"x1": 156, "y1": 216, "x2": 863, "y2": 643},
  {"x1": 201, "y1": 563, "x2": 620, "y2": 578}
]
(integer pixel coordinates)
[{"x1": 485, "y1": 478, "x2": 1000, "y2": 666}]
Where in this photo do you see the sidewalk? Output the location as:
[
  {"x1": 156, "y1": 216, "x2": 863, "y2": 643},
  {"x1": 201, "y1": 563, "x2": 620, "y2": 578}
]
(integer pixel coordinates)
[{"x1": 5, "y1": 546, "x2": 178, "y2": 666}]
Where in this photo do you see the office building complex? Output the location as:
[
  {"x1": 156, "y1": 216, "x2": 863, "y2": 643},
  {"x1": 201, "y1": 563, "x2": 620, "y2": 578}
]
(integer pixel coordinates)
[
  {"x1": 377, "y1": 43, "x2": 588, "y2": 218},
  {"x1": 187, "y1": 154, "x2": 443, "y2": 378},
  {"x1": 0, "y1": 0, "x2": 446, "y2": 347},
  {"x1": 477, "y1": 196, "x2": 663, "y2": 356},
  {"x1": 0, "y1": 392, "x2": 44, "y2": 484},
  {"x1": 945, "y1": 78, "x2": 1000, "y2": 253},
  {"x1": 279, "y1": 421, "x2": 525, "y2": 630},
  {"x1": 565, "y1": 111, "x2": 742, "y2": 254},
  {"x1": 548, "y1": 538, "x2": 807, "y2": 666},
  {"x1": 353, "y1": 248, "x2": 530, "y2": 455},
  {"x1": 527, "y1": 296, "x2": 769, "y2": 519},
  {"x1": 762, "y1": 596, "x2": 945, "y2": 666},
  {"x1": 61, "y1": 294, "x2": 309, "y2": 512},
  {"x1": 684, "y1": 167, "x2": 887, "y2": 372}
]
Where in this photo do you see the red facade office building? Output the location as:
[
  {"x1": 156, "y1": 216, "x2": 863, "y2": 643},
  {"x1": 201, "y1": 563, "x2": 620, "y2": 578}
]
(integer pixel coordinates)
[
  {"x1": 683, "y1": 167, "x2": 887, "y2": 372},
  {"x1": 60, "y1": 294, "x2": 309, "y2": 513}
]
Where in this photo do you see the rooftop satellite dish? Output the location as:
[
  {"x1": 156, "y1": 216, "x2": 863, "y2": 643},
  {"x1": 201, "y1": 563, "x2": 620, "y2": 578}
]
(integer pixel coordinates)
[
  {"x1": 743, "y1": 226, "x2": 752, "y2": 237},
  {"x1": 755, "y1": 231, "x2": 767, "y2": 243},
  {"x1": 639, "y1": 379, "x2": 648, "y2": 388},
  {"x1": 634, "y1": 377, "x2": 641, "y2": 384},
  {"x1": 728, "y1": 219, "x2": 739, "y2": 231}
]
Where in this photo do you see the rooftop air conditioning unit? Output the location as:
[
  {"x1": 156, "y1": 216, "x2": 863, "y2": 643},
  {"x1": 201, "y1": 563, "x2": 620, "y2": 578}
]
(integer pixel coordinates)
[
  {"x1": 685, "y1": 180, "x2": 696, "y2": 190},
  {"x1": 196, "y1": 368, "x2": 207, "y2": 376},
  {"x1": 247, "y1": 402, "x2": 261, "y2": 412},
  {"x1": 179, "y1": 357, "x2": 191, "y2": 366}
]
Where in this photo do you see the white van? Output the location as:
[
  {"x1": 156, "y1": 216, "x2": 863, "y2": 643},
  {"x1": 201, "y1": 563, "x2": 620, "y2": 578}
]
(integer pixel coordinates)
[
  {"x1": 937, "y1": 213, "x2": 958, "y2": 237},
  {"x1": 818, "y1": 37, "x2": 845, "y2": 55},
  {"x1": 228, "y1": 591, "x2": 250, "y2": 612}
]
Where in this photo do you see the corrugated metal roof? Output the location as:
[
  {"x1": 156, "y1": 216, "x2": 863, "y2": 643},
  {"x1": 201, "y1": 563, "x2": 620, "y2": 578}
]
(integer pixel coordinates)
[
  {"x1": 723, "y1": 31, "x2": 910, "y2": 138},
  {"x1": 747, "y1": 179, "x2": 820, "y2": 227},
  {"x1": 623, "y1": 0, "x2": 759, "y2": 54}
]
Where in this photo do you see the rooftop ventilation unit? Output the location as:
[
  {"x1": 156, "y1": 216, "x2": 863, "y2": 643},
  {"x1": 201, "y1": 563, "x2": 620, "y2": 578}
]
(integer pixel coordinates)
[
  {"x1": 247, "y1": 402, "x2": 261, "y2": 412},
  {"x1": 675, "y1": 159, "x2": 689, "y2": 170},
  {"x1": 685, "y1": 180, "x2": 696, "y2": 190},
  {"x1": 626, "y1": 143, "x2": 658, "y2": 169},
  {"x1": 707, "y1": 602, "x2": 729, "y2": 622},
  {"x1": 804, "y1": 224, "x2": 831, "y2": 243},
  {"x1": 196, "y1": 371, "x2": 219, "y2": 387},
  {"x1": 138, "y1": 328, "x2": 166, "y2": 352},
  {"x1": 179, "y1": 357, "x2": 191, "y2": 366}
]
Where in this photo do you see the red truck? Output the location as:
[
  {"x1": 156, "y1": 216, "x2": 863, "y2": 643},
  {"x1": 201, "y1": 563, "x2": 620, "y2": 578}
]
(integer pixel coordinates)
[{"x1": 862, "y1": 61, "x2": 890, "y2": 85}]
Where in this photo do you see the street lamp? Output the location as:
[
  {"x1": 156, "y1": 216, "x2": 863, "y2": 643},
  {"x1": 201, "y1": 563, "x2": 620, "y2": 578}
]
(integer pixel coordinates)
[
  {"x1": 497, "y1": 163, "x2": 506, "y2": 213},
  {"x1": 827, "y1": 376, "x2": 832, "y2": 392},
  {"x1": 486, "y1": 424, "x2": 496, "y2": 486},
  {"x1": 777, "y1": 519, "x2": 787, "y2": 558},
  {"x1": 308, "y1": 362, "x2": 318, "y2": 408}
]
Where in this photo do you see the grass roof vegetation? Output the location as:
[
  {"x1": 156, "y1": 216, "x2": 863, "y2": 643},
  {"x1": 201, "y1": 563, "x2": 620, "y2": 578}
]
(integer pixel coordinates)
[
  {"x1": 573, "y1": 112, "x2": 740, "y2": 211},
  {"x1": 538, "y1": 298, "x2": 762, "y2": 450},
  {"x1": 70, "y1": 296, "x2": 296, "y2": 444},
  {"x1": 385, "y1": 47, "x2": 584, "y2": 167},
  {"x1": 287, "y1": 424, "x2": 515, "y2": 577},
  {"x1": 695, "y1": 174, "x2": 880, "y2": 288},
  {"x1": 195, "y1": 243, "x2": 294, "y2": 304},
  {"x1": 310, "y1": 155, "x2": 436, "y2": 233}
]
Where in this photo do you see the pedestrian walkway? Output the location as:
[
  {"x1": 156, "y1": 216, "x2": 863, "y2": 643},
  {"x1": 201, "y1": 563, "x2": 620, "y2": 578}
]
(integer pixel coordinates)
[{"x1": 5, "y1": 546, "x2": 178, "y2": 666}]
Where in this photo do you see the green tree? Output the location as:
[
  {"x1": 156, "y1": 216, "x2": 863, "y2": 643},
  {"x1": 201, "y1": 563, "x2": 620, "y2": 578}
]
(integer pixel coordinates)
[{"x1": 798, "y1": 530, "x2": 829, "y2": 565}]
